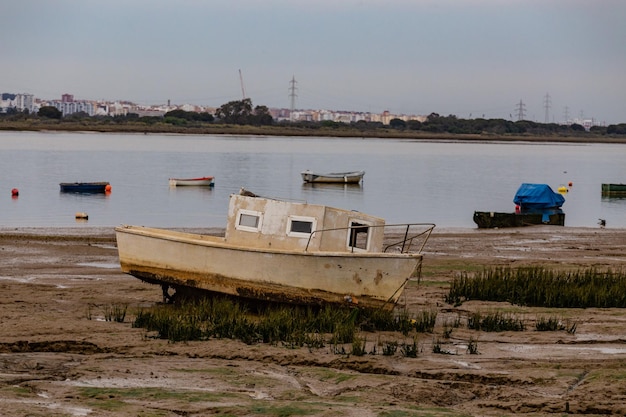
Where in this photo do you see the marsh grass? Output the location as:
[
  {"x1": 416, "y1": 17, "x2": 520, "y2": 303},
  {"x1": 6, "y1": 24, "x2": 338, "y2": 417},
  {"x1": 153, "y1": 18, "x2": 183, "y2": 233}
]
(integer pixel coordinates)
[
  {"x1": 382, "y1": 340, "x2": 399, "y2": 356},
  {"x1": 535, "y1": 316, "x2": 566, "y2": 331},
  {"x1": 467, "y1": 337, "x2": 479, "y2": 355},
  {"x1": 360, "y1": 307, "x2": 436, "y2": 334},
  {"x1": 351, "y1": 336, "x2": 367, "y2": 356},
  {"x1": 412, "y1": 309, "x2": 438, "y2": 333},
  {"x1": 103, "y1": 304, "x2": 127, "y2": 323},
  {"x1": 567, "y1": 321, "x2": 578, "y2": 334},
  {"x1": 330, "y1": 320, "x2": 357, "y2": 345},
  {"x1": 467, "y1": 311, "x2": 525, "y2": 332},
  {"x1": 446, "y1": 266, "x2": 626, "y2": 308},
  {"x1": 401, "y1": 337, "x2": 420, "y2": 358},
  {"x1": 132, "y1": 296, "x2": 439, "y2": 356}
]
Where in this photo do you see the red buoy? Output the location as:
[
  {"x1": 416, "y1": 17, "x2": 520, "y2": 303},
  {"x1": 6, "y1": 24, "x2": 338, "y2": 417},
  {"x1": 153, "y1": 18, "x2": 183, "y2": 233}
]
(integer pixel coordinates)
[
  {"x1": 11, "y1": 188, "x2": 19, "y2": 197},
  {"x1": 568, "y1": 182, "x2": 573, "y2": 187}
]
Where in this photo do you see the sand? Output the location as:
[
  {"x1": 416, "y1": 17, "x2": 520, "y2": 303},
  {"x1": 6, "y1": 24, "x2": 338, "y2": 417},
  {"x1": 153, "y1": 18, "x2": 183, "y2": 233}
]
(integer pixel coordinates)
[{"x1": 0, "y1": 226, "x2": 625, "y2": 417}]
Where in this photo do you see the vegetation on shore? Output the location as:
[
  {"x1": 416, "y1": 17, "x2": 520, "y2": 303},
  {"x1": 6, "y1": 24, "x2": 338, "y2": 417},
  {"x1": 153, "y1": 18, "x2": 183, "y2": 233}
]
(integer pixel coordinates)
[
  {"x1": 2, "y1": 99, "x2": 626, "y2": 143},
  {"x1": 131, "y1": 297, "x2": 439, "y2": 356},
  {"x1": 446, "y1": 266, "x2": 626, "y2": 308},
  {"x1": 127, "y1": 266, "x2": 615, "y2": 353}
]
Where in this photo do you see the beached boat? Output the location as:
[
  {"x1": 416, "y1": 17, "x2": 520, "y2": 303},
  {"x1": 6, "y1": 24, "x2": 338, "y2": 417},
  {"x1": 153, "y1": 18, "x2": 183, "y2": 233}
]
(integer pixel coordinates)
[
  {"x1": 301, "y1": 170, "x2": 364, "y2": 184},
  {"x1": 169, "y1": 176, "x2": 215, "y2": 187},
  {"x1": 59, "y1": 182, "x2": 111, "y2": 193},
  {"x1": 473, "y1": 183, "x2": 565, "y2": 228},
  {"x1": 473, "y1": 210, "x2": 565, "y2": 228},
  {"x1": 601, "y1": 183, "x2": 626, "y2": 196},
  {"x1": 115, "y1": 188, "x2": 434, "y2": 310}
]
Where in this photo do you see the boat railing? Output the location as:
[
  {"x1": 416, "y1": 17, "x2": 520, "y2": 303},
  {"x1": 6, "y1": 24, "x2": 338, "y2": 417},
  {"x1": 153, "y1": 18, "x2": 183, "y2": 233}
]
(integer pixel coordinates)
[
  {"x1": 381, "y1": 223, "x2": 436, "y2": 254},
  {"x1": 305, "y1": 223, "x2": 435, "y2": 254}
]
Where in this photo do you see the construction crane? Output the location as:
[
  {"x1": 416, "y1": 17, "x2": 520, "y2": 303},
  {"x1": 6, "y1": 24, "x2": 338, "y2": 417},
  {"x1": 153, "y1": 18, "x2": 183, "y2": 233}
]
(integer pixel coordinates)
[{"x1": 238, "y1": 69, "x2": 247, "y2": 100}]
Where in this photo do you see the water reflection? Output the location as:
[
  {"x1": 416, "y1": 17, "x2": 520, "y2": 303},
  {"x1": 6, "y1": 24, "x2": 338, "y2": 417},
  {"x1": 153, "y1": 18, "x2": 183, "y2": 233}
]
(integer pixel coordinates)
[
  {"x1": 301, "y1": 183, "x2": 363, "y2": 191},
  {"x1": 59, "y1": 192, "x2": 111, "y2": 201},
  {"x1": 168, "y1": 186, "x2": 215, "y2": 195}
]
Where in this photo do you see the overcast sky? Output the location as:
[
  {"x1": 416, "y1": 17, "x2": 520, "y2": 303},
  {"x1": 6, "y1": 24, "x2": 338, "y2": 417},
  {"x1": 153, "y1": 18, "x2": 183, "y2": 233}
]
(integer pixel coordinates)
[{"x1": 2, "y1": 0, "x2": 625, "y2": 124}]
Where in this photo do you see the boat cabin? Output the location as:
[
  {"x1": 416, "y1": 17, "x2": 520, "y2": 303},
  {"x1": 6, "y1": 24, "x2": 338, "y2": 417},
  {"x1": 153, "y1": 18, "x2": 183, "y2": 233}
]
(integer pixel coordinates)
[{"x1": 225, "y1": 194, "x2": 386, "y2": 253}]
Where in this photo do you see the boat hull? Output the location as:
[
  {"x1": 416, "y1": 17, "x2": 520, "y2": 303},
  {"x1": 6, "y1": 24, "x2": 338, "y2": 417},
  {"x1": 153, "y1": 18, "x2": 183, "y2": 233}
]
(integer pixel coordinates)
[
  {"x1": 115, "y1": 225, "x2": 421, "y2": 310},
  {"x1": 59, "y1": 182, "x2": 110, "y2": 193},
  {"x1": 301, "y1": 171, "x2": 364, "y2": 184},
  {"x1": 473, "y1": 211, "x2": 565, "y2": 228},
  {"x1": 169, "y1": 177, "x2": 215, "y2": 186},
  {"x1": 602, "y1": 183, "x2": 626, "y2": 197}
]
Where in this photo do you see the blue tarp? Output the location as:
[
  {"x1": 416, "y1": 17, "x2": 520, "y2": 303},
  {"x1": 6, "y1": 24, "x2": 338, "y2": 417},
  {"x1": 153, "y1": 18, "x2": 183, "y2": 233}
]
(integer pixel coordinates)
[{"x1": 513, "y1": 183, "x2": 565, "y2": 210}]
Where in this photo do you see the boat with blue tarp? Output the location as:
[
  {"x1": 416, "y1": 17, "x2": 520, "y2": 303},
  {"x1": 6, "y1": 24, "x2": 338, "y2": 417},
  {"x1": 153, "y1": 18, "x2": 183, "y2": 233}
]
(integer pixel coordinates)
[{"x1": 473, "y1": 183, "x2": 565, "y2": 228}]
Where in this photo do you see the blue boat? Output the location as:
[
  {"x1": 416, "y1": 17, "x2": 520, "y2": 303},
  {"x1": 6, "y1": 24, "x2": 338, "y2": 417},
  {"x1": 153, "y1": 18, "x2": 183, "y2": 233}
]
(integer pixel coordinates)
[
  {"x1": 473, "y1": 183, "x2": 565, "y2": 228},
  {"x1": 59, "y1": 182, "x2": 111, "y2": 193}
]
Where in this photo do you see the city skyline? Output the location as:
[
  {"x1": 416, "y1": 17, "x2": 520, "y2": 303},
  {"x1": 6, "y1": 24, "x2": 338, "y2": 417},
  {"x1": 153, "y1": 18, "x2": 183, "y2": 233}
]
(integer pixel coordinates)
[
  {"x1": 0, "y1": 90, "x2": 606, "y2": 128},
  {"x1": 2, "y1": 0, "x2": 625, "y2": 124}
]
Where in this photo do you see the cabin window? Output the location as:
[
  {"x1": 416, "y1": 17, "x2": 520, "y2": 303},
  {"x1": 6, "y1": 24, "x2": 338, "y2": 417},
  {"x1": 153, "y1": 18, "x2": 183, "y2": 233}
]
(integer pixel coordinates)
[
  {"x1": 236, "y1": 209, "x2": 263, "y2": 232},
  {"x1": 348, "y1": 221, "x2": 370, "y2": 251},
  {"x1": 287, "y1": 216, "x2": 316, "y2": 238}
]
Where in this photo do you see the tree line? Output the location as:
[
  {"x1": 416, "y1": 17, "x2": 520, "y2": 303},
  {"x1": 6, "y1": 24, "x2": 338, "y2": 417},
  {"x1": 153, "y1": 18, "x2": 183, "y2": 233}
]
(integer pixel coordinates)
[{"x1": 2, "y1": 100, "x2": 626, "y2": 136}]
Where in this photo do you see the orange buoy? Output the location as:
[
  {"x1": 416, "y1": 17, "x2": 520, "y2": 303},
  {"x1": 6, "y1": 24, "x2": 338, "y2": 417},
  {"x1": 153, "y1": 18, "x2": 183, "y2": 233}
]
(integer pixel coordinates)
[
  {"x1": 11, "y1": 188, "x2": 19, "y2": 196},
  {"x1": 105, "y1": 184, "x2": 112, "y2": 192},
  {"x1": 75, "y1": 212, "x2": 89, "y2": 220}
]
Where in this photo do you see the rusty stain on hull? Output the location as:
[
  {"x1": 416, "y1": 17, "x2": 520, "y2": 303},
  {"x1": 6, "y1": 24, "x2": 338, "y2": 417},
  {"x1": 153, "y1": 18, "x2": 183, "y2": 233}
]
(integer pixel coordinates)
[{"x1": 374, "y1": 270, "x2": 383, "y2": 285}]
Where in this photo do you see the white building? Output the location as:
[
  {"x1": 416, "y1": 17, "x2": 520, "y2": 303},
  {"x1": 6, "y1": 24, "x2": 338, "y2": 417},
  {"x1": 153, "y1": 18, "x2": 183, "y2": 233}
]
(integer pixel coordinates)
[
  {"x1": 15, "y1": 94, "x2": 34, "y2": 112},
  {"x1": 0, "y1": 93, "x2": 34, "y2": 113},
  {"x1": 51, "y1": 100, "x2": 96, "y2": 116}
]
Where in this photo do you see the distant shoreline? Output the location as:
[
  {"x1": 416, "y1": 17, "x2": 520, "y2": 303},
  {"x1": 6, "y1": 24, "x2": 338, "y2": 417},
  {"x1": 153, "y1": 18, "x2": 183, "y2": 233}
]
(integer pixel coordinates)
[{"x1": 2, "y1": 121, "x2": 626, "y2": 144}]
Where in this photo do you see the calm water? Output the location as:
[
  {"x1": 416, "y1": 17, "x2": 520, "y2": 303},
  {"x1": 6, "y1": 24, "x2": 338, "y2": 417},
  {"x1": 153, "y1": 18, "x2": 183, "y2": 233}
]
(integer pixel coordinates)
[{"x1": 1, "y1": 131, "x2": 625, "y2": 229}]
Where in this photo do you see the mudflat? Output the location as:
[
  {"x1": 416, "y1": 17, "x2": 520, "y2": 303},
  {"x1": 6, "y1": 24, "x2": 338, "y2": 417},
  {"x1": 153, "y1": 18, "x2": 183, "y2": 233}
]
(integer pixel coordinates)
[{"x1": 0, "y1": 226, "x2": 625, "y2": 417}]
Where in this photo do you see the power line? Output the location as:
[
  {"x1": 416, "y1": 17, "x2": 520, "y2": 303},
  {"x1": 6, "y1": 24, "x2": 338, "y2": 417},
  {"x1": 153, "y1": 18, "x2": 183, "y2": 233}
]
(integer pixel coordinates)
[
  {"x1": 543, "y1": 93, "x2": 551, "y2": 123},
  {"x1": 514, "y1": 99, "x2": 526, "y2": 121},
  {"x1": 288, "y1": 76, "x2": 298, "y2": 117}
]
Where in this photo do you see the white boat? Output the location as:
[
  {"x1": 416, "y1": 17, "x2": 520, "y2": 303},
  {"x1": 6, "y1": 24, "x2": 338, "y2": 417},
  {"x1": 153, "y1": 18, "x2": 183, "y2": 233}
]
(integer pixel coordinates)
[
  {"x1": 301, "y1": 170, "x2": 365, "y2": 184},
  {"x1": 115, "y1": 189, "x2": 434, "y2": 310},
  {"x1": 168, "y1": 176, "x2": 215, "y2": 187}
]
